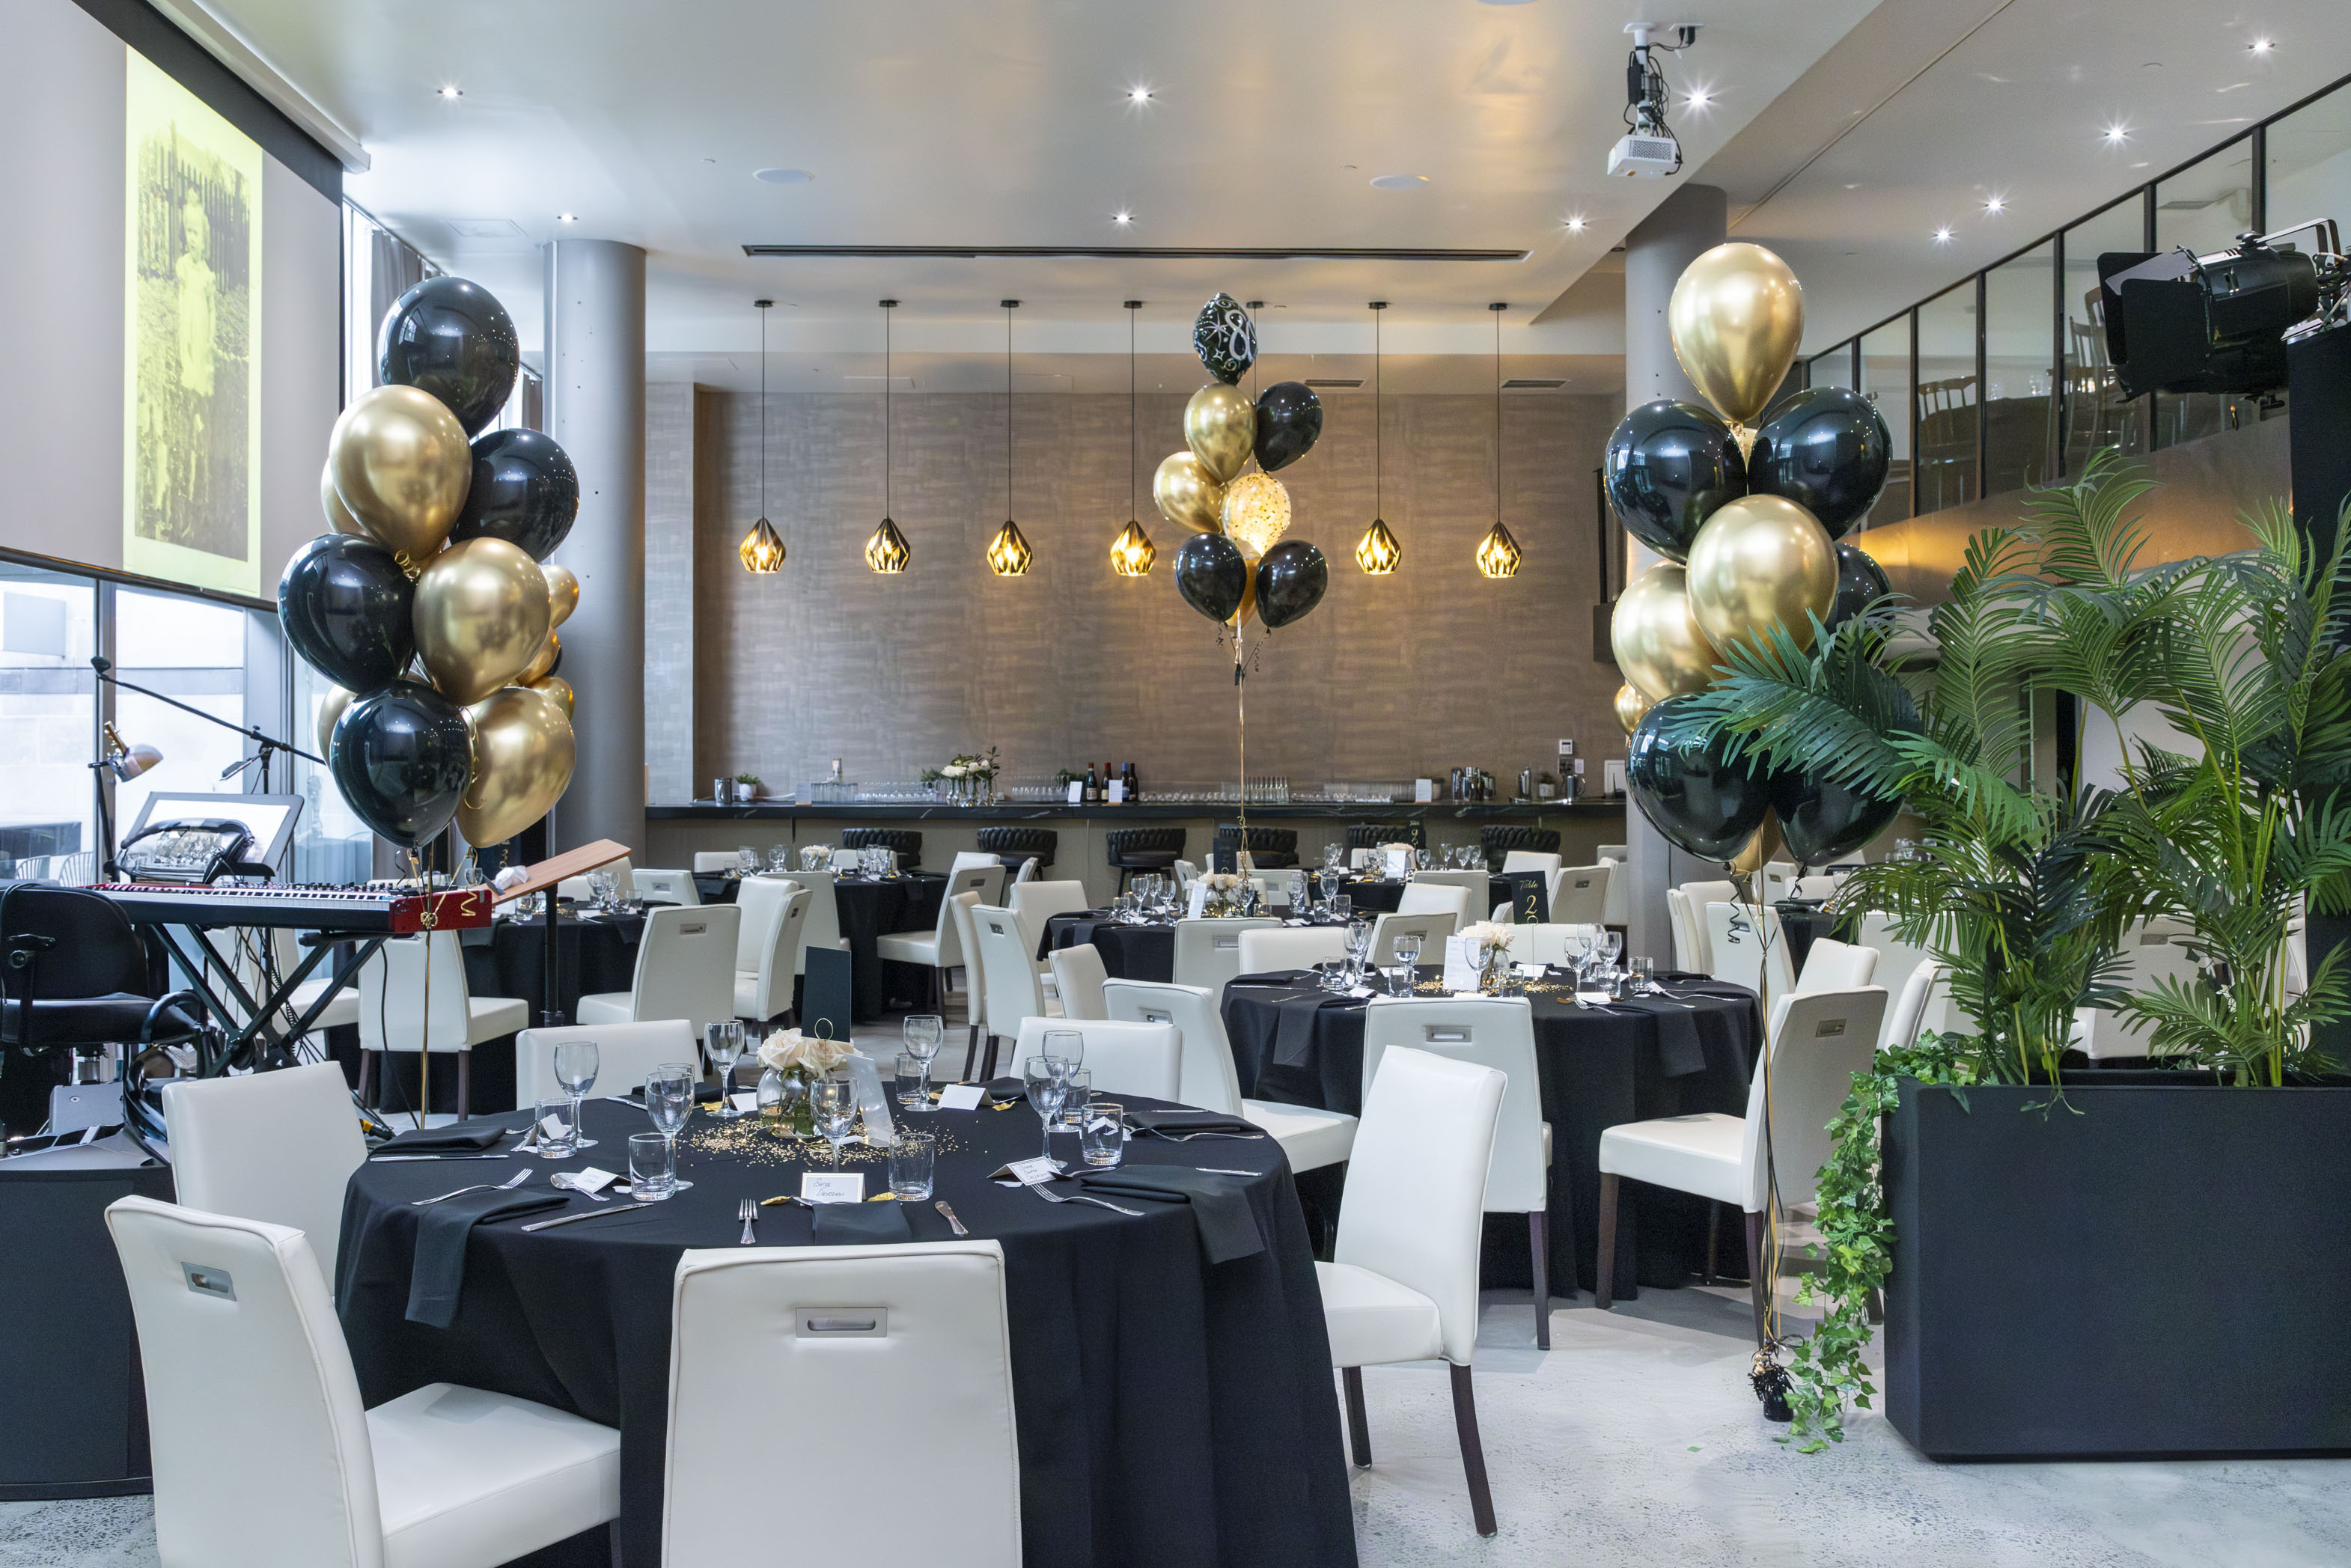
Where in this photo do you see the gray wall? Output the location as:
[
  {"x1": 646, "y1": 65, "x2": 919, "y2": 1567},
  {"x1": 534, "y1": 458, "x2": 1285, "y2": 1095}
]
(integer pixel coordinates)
[{"x1": 659, "y1": 387, "x2": 1626, "y2": 799}]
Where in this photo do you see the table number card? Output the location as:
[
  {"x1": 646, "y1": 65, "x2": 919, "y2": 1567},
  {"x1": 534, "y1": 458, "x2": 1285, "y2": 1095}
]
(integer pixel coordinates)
[
  {"x1": 800, "y1": 1173, "x2": 864, "y2": 1204},
  {"x1": 1187, "y1": 881, "x2": 1211, "y2": 918}
]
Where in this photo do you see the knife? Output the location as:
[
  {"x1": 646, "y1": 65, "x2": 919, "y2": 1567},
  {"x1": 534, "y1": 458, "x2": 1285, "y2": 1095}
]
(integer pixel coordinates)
[
  {"x1": 519, "y1": 1200, "x2": 663, "y2": 1232},
  {"x1": 934, "y1": 1201, "x2": 969, "y2": 1236},
  {"x1": 369, "y1": 1153, "x2": 513, "y2": 1162}
]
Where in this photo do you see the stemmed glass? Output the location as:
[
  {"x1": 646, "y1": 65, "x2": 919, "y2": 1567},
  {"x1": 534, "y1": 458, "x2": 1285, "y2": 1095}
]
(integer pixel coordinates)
[
  {"x1": 1391, "y1": 932, "x2": 1423, "y2": 995},
  {"x1": 1317, "y1": 867, "x2": 1342, "y2": 918},
  {"x1": 644, "y1": 1062, "x2": 696, "y2": 1191},
  {"x1": 903, "y1": 1014, "x2": 943, "y2": 1107},
  {"x1": 707, "y1": 1022, "x2": 746, "y2": 1118},
  {"x1": 552, "y1": 1040, "x2": 599, "y2": 1148},
  {"x1": 810, "y1": 1079, "x2": 856, "y2": 1171},
  {"x1": 1022, "y1": 1056, "x2": 1069, "y2": 1167},
  {"x1": 766, "y1": 844, "x2": 791, "y2": 873},
  {"x1": 737, "y1": 846, "x2": 758, "y2": 876},
  {"x1": 1042, "y1": 1028, "x2": 1085, "y2": 1075},
  {"x1": 1598, "y1": 928, "x2": 1625, "y2": 986},
  {"x1": 1286, "y1": 870, "x2": 1309, "y2": 913},
  {"x1": 1344, "y1": 919, "x2": 1373, "y2": 986}
]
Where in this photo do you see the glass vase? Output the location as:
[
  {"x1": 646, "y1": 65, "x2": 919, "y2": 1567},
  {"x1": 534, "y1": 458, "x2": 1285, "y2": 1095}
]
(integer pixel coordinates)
[
  {"x1": 758, "y1": 1066, "x2": 815, "y2": 1137},
  {"x1": 1480, "y1": 941, "x2": 1512, "y2": 996}
]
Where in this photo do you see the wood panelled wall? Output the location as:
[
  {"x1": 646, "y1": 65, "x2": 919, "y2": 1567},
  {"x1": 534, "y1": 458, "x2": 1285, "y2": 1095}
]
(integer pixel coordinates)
[{"x1": 653, "y1": 387, "x2": 1627, "y2": 799}]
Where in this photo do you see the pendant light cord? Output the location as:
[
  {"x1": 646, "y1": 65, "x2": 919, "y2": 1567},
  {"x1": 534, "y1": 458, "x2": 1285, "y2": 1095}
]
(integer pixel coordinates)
[
  {"x1": 883, "y1": 302, "x2": 891, "y2": 516},
  {"x1": 758, "y1": 304, "x2": 768, "y2": 515},
  {"x1": 1004, "y1": 302, "x2": 1014, "y2": 519},
  {"x1": 1129, "y1": 303, "x2": 1138, "y2": 517},
  {"x1": 1373, "y1": 305, "x2": 1383, "y2": 518},
  {"x1": 1492, "y1": 303, "x2": 1504, "y2": 525}
]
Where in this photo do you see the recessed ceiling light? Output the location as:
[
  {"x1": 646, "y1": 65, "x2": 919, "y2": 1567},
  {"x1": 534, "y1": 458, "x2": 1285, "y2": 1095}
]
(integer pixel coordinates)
[
  {"x1": 1983, "y1": 196, "x2": 2005, "y2": 214},
  {"x1": 1933, "y1": 226, "x2": 1954, "y2": 244},
  {"x1": 1564, "y1": 215, "x2": 1587, "y2": 232},
  {"x1": 437, "y1": 85, "x2": 461, "y2": 99},
  {"x1": 1684, "y1": 87, "x2": 1713, "y2": 109},
  {"x1": 1128, "y1": 85, "x2": 1153, "y2": 103},
  {"x1": 2103, "y1": 123, "x2": 2130, "y2": 144},
  {"x1": 754, "y1": 168, "x2": 814, "y2": 186},
  {"x1": 2250, "y1": 37, "x2": 2274, "y2": 53},
  {"x1": 556, "y1": 213, "x2": 577, "y2": 224},
  {"x1": 1114, "y1": 210, "x2": 1133, "y2": 225},
  {"x1": 1369, "y1": 173, "x2": 1429, "y2": 190}
]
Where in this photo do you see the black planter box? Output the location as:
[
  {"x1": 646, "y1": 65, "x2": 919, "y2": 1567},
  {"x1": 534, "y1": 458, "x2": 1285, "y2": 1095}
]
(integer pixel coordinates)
[{"x1": 1883, "y1": 1076, "x2": 2351, "y2": 1459}]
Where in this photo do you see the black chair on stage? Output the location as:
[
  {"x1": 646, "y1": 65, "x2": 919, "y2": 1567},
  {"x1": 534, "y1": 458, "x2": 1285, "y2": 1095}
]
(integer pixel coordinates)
[
  {"x1": 0, "y1": 882, "x2": 210, "y2": 1147},
  {"x1": 1479, "y1": 825, "x2": 1561, "y2": 873},
  {"x1": 976, "y1": 826, "x2": 1056, "y2": 874},
  {"x1": 1345, "y1": 823, "x2": 1409, "y2": 850},
  {"x1": 1105, "y1": 827, "x2": 1185, "y2": 894},
  {"x1": 841, "y1": 828, "x2": 921, "y2": 870},
  {"x1": 1215, "y1": 825, "x2": 1299, "y2": 871}
]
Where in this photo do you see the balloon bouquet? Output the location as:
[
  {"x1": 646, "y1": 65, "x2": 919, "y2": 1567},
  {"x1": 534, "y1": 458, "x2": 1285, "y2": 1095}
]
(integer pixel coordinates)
[
  {"x1": 1605, "y1": 244, "x2": 1902, "y2": 871},
  {"x1": 281, "y1": 278, "x2": 581, "y2": 865}
]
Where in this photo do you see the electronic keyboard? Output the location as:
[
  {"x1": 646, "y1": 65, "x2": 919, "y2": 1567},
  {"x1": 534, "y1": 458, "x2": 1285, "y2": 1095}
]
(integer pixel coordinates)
[{"x1": 93, "y1": 882, "x2": 494, "y2": 933}]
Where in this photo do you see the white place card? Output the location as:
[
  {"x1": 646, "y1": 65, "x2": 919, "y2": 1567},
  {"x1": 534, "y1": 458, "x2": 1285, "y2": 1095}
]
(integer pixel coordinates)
[
  {"x1": 937, "y1": 1083, "x2": 985, "y2": 1111},
  {"x1": 558, "y1": 1167, "x2": 617, "y2": 1195},
  {"x1": 1347, "y1": 985, "x2": 1376, "y2": 998},
  {"x1": 1002, "y1": 1156, "x2": 1059, "y2": 1186},
  {"x1": 1186, "y1": 881, "x2": 1210, "y2": 918},
  {"x1": 1442, "y1": 934, "x2": 1480, "y2": 992},
  {"x1": 844, "y1": 1050, "x2": 895, "y2": 1144},
  {"x1": 800, "y1": 1173, "x2": 864, "y2": 1204},
  {"x1": 1383, "y1": 846, "x2": 1412, "y2": 879},
  {"x1": 730, "y1": 1092, "x2": 757, "y2": 1113},
  {"x1": 1350, "y1": 848, "x2": 1373, "y2": 870},
  {"x1": 538, "y1": 1113, "x2": 568, "y2": 1140}
]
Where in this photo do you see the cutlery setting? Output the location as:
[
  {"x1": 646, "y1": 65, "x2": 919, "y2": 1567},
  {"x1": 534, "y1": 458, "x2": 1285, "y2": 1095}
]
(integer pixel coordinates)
[{"x1": 409, "y1": 1169, "x2": 531, "y2": 1206}]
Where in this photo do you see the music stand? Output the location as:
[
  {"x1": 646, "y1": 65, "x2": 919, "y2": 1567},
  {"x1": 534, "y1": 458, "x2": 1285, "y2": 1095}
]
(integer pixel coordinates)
[{"x1": 494, "y1": 840, "x2": 633, "y2": 1029}]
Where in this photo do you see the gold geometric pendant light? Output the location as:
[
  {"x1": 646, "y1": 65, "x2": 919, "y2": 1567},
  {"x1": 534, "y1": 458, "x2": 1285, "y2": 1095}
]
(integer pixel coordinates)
[
  {"x1": 990, "y1": 299, "x2": 1031, "y2": 576},
  {"x1": 865, "y1": 299, "x2": 909, "y2": 574},
  {"x1": 739, "y1": 299, "x2": 784, "y2": 573},
  {"x1": 1109, "y1": 299, "x2": 1155, "y2": 576},
  {"x1": 1356, "y1": 300, "x2": 1399, "y2": 575},
  {"x1": 1477, "y1": 301, "x2": 1520, "y2": 579}
]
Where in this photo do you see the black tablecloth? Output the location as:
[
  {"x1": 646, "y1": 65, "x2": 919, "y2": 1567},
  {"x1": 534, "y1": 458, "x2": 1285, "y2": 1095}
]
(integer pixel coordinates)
[
  {"x1": 466, "y1": 912, "x2": 643, "y2": 1025},
  {"x1": 1222, "y1": 969, "x2": 1760, "y2": 1299},
  {"x1": 689, "y1": 872, "x2": 740, "y2": 904},
  {"x1": 1046, "y1": 915, "x2": 1177, "y2": 981},
  {"x1": 1775, "y1": 902, "x2": 1850, "y2": 976},
  {"x1": 837, "y1": 873, "x2": 947, "y2": 1019},
  {"x1": 337, "y1": 1095, "x2": 1353, "y2": 1568},
  {"x1": 1326, "y1": 876, "x2": 1512, "y2": 917}
]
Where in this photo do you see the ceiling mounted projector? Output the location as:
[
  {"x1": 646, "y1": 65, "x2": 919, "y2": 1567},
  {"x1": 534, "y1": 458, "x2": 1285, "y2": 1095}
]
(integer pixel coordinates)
[{"x1": 1610, "y1": 22, "x2": 1698, "y2": 178}]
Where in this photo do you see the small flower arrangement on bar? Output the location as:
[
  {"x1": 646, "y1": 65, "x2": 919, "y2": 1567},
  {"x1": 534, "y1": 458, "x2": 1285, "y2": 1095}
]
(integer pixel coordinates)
[{"x1": 921, "y1": 747, "x2": 1001, "y2": 805}]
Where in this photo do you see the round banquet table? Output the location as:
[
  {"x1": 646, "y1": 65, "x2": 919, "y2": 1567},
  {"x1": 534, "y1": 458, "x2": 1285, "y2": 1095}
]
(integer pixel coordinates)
[
  {"x1": 335, "y1": 1095, "x2": 1355, "y2": 1568},
  {"x1": 466, "y1": 909, "x2": 643, "y2": 1022},
  {"x1": 1775, "y1": 902, "x2": 1851, "y2": 976},
  {"x1": 1221, "y1": 968, "x2": 1760, "y2": 1299},
  {"x1": 1046, "y1": 913, "x2": 1177, "y2": 980},
  {"x1": 832, "y1": 872, "x2": 948, "y2": 1019},
  {"x1": 1325, "y1": 875, "x2": 1513, "y2": 917}
]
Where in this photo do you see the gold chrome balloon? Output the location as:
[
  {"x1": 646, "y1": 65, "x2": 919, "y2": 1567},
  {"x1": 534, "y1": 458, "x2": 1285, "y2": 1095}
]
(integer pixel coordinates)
[
  {"x1": 457, "y1": 686, "x2": 575, "y2": 847},
  {"x1": 329, "y1": 384, "x2": 472, "y2": 564},
  {"x1": 528, "y1": 673, "x2": 575, "y2": 716},
  {"x1": 1611, "y1": 561, "x2": 1722, "y2": 702},
  {"x1": 1731, "y1": 811, "x2": 1781, "y2": 877},
  {"x1": 1219, "y1": 472, "x2": 1291, "y2": 557},
  {"x1": 1183, "y1": 383, "x2": 1256, "y2": 484},
  {"x1": 414, "y1": 537, "x2": 551, "y2": 707},
  {"x1": 1684, "y1": 494, "x2": 1837, "y2": 657},
  {"x1": 1152, "y1": 451, "x2": 1225, "y2": 534},
  {"x1": 519, "y1": 632, "x2": 560, "y2": 686},
  {"x1": 1668, "y1": 242, "x2": 1806, "y2": 427},
  {"x1": 317, "y1": 683, "x2": 353, "y2": 758},
  {"x1": 321, "y1": 462, "x2": 365, "y2": 536},
  {"x1": 1614, "y1": 682, "x2": 1653, "y2": 736},
  {"x1": 542, "y1": 562, "x2": 579, "y2": 629}
]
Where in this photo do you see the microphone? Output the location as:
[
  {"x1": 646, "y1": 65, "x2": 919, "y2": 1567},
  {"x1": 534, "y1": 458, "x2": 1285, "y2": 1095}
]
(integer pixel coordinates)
[{"x1": 91, "y1": 656, "x2": 112, "y2": 676}]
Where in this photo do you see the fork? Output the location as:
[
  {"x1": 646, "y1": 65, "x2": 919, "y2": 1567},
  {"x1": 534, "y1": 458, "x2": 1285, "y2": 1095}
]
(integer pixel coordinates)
[
  {"x1": 411, "y1": 1169, "x2": 531, "y2": 1206},
  {"x1": 737, "y1": 1198, "x2": 757, "y2": 1245},
  {"x1": 1028, "y1": 1183, "x2": 1144, "y2": 1217}
]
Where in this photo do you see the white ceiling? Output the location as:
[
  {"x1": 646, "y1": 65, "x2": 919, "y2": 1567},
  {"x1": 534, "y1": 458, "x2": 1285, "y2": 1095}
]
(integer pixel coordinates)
[{"x1": 195, "y1": 0, "x2": 1877, "y2": 388}]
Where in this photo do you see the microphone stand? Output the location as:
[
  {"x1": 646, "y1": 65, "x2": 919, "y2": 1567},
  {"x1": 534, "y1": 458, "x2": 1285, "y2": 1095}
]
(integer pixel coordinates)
[{"x1": 88, "y1": 656, "x2": 325, "y2": 879}]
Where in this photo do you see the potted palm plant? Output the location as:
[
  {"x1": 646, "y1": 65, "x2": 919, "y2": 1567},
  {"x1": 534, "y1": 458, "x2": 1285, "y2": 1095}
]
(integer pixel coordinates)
[{"x1": 1675, "y1": 455, "x2": 2351, "y2": 1458}]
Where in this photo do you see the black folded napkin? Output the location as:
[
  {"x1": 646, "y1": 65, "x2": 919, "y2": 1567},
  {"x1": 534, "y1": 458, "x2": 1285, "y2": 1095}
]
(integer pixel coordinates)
[
  {"x1": 374, "y1": 1122, "x2": 509, "y2": 1156},
  {"x1": 1123, "y1": 1106, "x2": 1260, "y2": 1136},
  {"x1": 980, "y1": 1077, "x2": 1031, "y2": 1108},
  {"x1": 1079, "y1": 1168, "x2": 1264, "y2": 1264},
  {"x1": 812, "y1": 1200, "x2": 912, "y2": 1244},
  {"x1": 1228, "y1": 969, "x2": 1320, "y2": 990},
  {"x1": 406, "y1": 1189, "x2": 568, "y2": 1327}
]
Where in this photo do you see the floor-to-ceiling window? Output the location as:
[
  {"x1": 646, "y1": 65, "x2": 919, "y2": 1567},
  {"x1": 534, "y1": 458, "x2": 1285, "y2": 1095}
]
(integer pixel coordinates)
[
  {"x1": 1984, "y1": 242, "x2": 2058, "y2": 495},
  {"x1": 1915, "y1": 286, "x2": 1978, "y2": 514},
  {"x1": 1858, "y1": 318, "x2": 1912, "y2": 525},
  {"x1": 0, "y1": 566, "x2": 100, "y2": 879}
]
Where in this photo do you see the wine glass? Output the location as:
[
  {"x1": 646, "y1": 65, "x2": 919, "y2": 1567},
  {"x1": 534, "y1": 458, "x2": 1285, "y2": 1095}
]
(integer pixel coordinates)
[
  {"x1": 644, "y1": 1061, "x2": 696, "y2": 1191},
  {"x1": 737, "y1": 846, "x2": 758, "y2": 876},
  {"x1": 1391, "y1": 932, "x2": 1423, "y2": 995},
  {"x1": 1022, "y1": 1056, "x2": 1068, "y2": 1166},
  {"x1": 1041, "y1": 1028, "x2": 1084, "y2": 1075},
  {"x1": 552, "y1": 1040, "x2": 600, "y2": 1148},
  {"x1": 707, "y1": 1022, "x2": 746, "y2": 1118},
  {"x1": 766, "y1": 844, "x2": 792, "y2": 873},
  {"x1": 903, "y1": 1014, "x2": 944, "y2": 1108},
  {"x1": 810, "y1": 1079, "x2": 856, "y2": 1171},
  {"x1": 1599, "y1": 927, "x2": 1624, "y2": 980},
  {"x1": 1317, "y1": 867, "x2": 1342, "y2": 917},
  {"x1": 1287, "y1": 870, "x2": 1309, "y2": 912},
  {"x1": 1344, "y1": 918, "x2": 1373, "y2": 984}
]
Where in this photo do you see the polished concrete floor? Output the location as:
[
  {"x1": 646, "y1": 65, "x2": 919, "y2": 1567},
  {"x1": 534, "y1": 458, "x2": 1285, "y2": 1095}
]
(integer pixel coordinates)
[{"x1": 11, "y1": 1281, "x2": 2350, "y2": 1567}]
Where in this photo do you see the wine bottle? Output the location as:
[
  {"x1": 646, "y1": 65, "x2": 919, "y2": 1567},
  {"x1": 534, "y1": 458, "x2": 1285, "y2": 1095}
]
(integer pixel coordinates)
[{"x1": 1083, "y1": 763, "x2": 1098, "y2": 805}]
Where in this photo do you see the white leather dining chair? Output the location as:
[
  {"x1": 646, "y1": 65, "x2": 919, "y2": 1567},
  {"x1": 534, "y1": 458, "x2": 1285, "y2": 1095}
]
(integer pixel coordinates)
[
  {"x1": 516, "y1": 1019, "x2": 698, "y2": 1107},
  {"x1": 1012, "y1": 1016, "x2": 1181, "y2": 1100},
  {"x1": 1398, "y1": 882, "x2": 1472, "y2": 921},
  {"x1": 1171, "y1": 918, "x2": 1281, "y2": 995},
  {"x1": 576, "y1": 903, "x2": 742, "y2": 1043},
  {"x1": 1704, "y1": 900, "x2": 1796, "y2": 1001},
  {"x1": 261, "y1": 927, "x2": 361, "y2": 1037},
  {"x1": 1100, "y1": 979, "x2": 1357, "y2": 1172},
  {"x1": 630, "y1": 868, "x2": 698, "y2": 906},
  {"x1": 1853, "y1": 909, "x2": 1932, "y2": 1016},
  {"x1": 1364, "y1": 910, "x2": 1458, "y2": 968},
  {"x1": 1046, "y1": 943, "x2": 1111, "y2": 1021},
  {"x1": 1676, "y1": 880, "x2": 1738, "y2": 968},
  {"x1": 1881, "y1": 961, "x2": 1946, "y2": 1053},
  {"x1": 1794, "y1": 936, "x2": 1878, "y2": 995},
  {"x1": 969, "y1": 904, "x2": 1060, "y2": 1082},
  {"x1": 773, "y1": 869, "x2": 851, "y2": 979},
  {"x1": 1319, "y1": 1046, "x2": 1505, "y2": 1537},
  {"x1": 1494, "y1": 923, "x2": 1595, "y2": 969},
  {"x1": 733, "y1": 879, "x2": 810, "y2": 1025},
  {"x1": 692, "y1": 851, "x2": 740, "y2": 874},
  {"x1": 1007, "y1": 879, "x2": 1091, "y2": 976},
  {"x1": 1499, "y1": 850, "x2": 1563, "y2": 878},
  {"x1": 1596, "y1": 986, "x2": 1888, "y2": 1344},
  {"x1": 355, "y1": 932, "x2": 530, "y2": 1122},
  {"x1": 1237, "y1": 926, "x2": 1350, "y2": 974},
  {"x1": 1597, "y1": 850, "x2": 1629, "y2": 927},
  {"x1": 107, "y1": 1197, "x2": 620, "y2": 1568},
  {"x1": 1758, "y1": 861, "x2": 1799, "y2": 906},
  {"x1": 1546, "y1": 864, "x2": 1613, "y2": 927},
  {"x1": 1407, "y1": 869, "x2": 1489, "y2": 900},
  {"x1": 1361, "y1": 997, "x2": 1558, "y2": 1346},
  {"x1": 878, "y1": 864, "x2": 1001, "y2": 1008},
  {"x1": 945, "y1": 891, "x2": 986, "y2": 1077},
  {"x1": 1665, "y1": 889, "x2": 1702, "y2": 974},
  {"x1": 555, "y1": 856, "x2": 635, "y2": 904},
  {"x1": 949, "y1": 849, "x2": 1007, "y2": 876},
  {"x1": 663, "y1": 1243, "x2": 1018, "y2": 1567},
  {"x1": 162, "y1": 1060, "x2": 366, "y2": 1282}
]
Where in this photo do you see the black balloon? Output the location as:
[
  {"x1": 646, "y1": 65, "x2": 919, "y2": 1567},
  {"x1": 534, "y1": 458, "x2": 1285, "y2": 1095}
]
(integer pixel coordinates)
[
  {"x1": 1604, "y1": 400, "x2": 1747, "y2": 561},
  {"x1": 1824, "y1": 542, "x2": 1892, "y2": 631},
  {"x1": 1174, "y1": 532, "x2": 1250, "y2": 624},
  {"x1": 277, "y1": 534, "x2": 416, "y2": 695},
  {"x1": 1626, "y1": 696, "x2": 1772, "y2": 862},
  {"x1": 1253, "y1": 381, "x2": 1323, "y2": 472},
  {"x1": 1771, "y1": 767, "x2": 1902, "y2": 867},
  {"x1": 1254, "y1": 540, "x2": 1329, "y2": 629},
  {"x1": 1192, "y1": 293, "x2": 1257, "y2": 385},
  {"x1": 448, "y1": 428, "x2": 579, "y2": 561},
  {"x1": 329, "y1": 680, "x2": 474, "y2": 848},
  {"x1": 378, "y1": 277, "x2": 520, "y2": 436},
  {"x1": 1751, "y1": 387, "x2": 1891, "y2": 540}
]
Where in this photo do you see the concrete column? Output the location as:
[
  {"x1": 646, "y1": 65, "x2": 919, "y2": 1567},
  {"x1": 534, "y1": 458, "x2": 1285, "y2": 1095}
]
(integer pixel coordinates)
[
  {"x1": 542, "y1": 240, "x2": 647, "y2": 857},
  {"x1": 1621, "y1": 185, "x2": 1726, "y2": 965}
]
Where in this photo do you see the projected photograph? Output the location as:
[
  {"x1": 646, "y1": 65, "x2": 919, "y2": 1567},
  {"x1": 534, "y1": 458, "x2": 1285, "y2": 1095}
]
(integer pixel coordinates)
[{"x1": 124, "y1": 52, "x2": 263, "y2": 597}]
